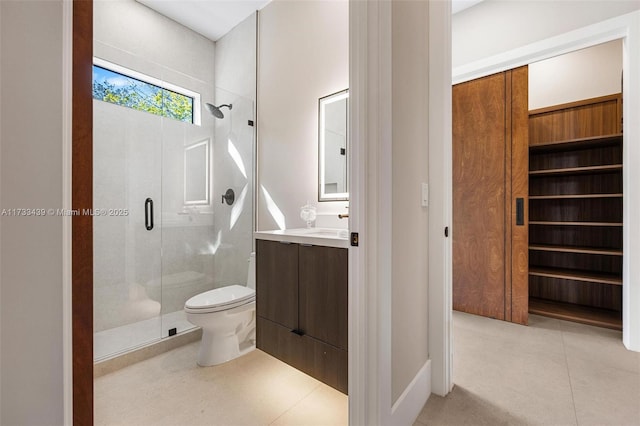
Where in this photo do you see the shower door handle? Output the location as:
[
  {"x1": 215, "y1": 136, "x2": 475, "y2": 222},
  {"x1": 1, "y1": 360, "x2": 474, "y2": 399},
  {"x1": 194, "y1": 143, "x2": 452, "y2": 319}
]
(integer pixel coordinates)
[{"x1": 145, "y1": 198, "x2": 154, "y2": 231}]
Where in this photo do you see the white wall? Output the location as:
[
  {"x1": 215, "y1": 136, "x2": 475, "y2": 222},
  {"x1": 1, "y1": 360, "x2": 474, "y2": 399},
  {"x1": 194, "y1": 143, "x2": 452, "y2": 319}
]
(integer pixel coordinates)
[
  {"x1": 257, "y1": 0, "x2": 349, "y2": 231},
  {"x1": 391, "y1": 0, "x2": 430, "y2": 404},
  {"x1": 212, "y1": 13, "x2": 257, "y2": 285},
  {"x1": 0, "y1": 1, "x2": 65, "y2": 423},
  {"x1": 94, "y1": 0, "x2": 215, "y2": 84},
  {"x1": 529, "y1": 39, "x2": 622, "y2": 110},
  {"x1": 215, "y1": 13, "x2": 257, "y2": 102},
  {"x1": 453, "y1": 0, "x2": 640, "y2": 68}
]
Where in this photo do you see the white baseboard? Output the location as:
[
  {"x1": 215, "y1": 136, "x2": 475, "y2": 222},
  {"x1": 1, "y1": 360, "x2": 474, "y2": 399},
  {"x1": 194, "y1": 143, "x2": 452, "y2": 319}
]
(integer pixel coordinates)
[{"x1": 389, "y1": 359, "x2": 432, "y2": 425}]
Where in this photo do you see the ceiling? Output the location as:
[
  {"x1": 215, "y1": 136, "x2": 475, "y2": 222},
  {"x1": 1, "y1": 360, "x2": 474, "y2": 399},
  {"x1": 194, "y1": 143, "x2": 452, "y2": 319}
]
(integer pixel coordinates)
[
  {"x1": 137, "y1": 0, "x2": 271, "y2": 41},
  {"x1": 138, "y1": 0, "x2": 484, "y2": 43}
]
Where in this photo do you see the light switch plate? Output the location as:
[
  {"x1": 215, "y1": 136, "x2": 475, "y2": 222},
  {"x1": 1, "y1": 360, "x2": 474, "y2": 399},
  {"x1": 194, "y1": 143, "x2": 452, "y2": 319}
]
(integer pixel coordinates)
[{"x1": 421, "y1": 183, "x2": 429, "y2": 207}]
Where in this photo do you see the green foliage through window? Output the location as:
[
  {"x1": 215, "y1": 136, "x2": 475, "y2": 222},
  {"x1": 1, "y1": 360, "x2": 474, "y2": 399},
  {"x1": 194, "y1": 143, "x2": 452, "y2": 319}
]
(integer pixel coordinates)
[{"x1": 92, "y1": 65, "x2": 194, "y2": 123}]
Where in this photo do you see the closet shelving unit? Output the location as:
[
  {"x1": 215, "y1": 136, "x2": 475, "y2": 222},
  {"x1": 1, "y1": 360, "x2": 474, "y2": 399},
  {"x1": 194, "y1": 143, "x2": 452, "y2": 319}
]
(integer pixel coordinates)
[{"x1": 528, "y1": 95, "x2": 623, "y2": 330}]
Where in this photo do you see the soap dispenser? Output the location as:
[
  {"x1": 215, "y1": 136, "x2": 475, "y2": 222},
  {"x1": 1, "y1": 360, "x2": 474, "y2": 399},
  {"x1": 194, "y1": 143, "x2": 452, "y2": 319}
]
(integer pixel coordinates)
[{"x1": 300, "y1": 202, "x2": 317, "y2": 228}]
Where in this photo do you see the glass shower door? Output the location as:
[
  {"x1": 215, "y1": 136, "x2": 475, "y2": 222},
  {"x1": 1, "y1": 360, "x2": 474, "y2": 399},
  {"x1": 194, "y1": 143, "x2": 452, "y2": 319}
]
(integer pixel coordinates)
[
  {"x1": 158, "y1": 105, "x2": 214, "y2": 336},
  {"x1": 158, "y1": 87, "x2": 255, "y2": 336},
  {"x1": 93, "y1": 101, "x2": 163, "y2": 360},
  {"x1": 208, "y1": 89, "x2": 255, "y2": 288}
]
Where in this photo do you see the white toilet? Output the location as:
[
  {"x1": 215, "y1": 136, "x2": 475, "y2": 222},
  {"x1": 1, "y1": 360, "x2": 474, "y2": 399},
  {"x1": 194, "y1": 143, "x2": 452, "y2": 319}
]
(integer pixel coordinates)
[{"x1": 184, "y1": 253, "x2": 256, "y2": 366}]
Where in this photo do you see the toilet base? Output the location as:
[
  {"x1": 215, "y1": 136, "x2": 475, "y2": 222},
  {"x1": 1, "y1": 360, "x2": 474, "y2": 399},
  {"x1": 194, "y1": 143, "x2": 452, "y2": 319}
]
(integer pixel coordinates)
[
  {"x1": 185, "y1": 286, "x2": 257, "y2": 367},
  {"x1": 196, "y1": 328, "x2": 256, "y2": 366}
]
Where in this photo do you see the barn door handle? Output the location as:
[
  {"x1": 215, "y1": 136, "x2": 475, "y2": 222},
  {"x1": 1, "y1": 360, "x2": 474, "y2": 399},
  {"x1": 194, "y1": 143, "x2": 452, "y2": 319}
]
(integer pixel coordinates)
[
  {"x1": 145, "y1": 198, "x2": 154, "y2": 230},
  {"x1": 516, "y1": 198, "x2": 524, "y2": 226}
]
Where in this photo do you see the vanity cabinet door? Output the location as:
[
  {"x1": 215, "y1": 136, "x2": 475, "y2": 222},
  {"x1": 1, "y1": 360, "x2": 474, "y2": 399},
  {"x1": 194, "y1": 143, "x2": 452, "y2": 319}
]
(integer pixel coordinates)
[
  {"x1": 256, "y1": 239, "x2": 299, "y2": 330},
  {"x1": 256, "y1": 317, "x2": 305, "y2": 371},
  {"x1": 298, "y1": 245, "x2": 348, "y2": 350},
  {"x1": 302, "y1": 335, "x2": 348, "y2": 393}
]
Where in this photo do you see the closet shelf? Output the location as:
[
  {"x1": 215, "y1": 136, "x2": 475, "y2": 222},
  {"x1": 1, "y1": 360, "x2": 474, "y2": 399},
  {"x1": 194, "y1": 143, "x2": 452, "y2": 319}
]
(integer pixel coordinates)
[
  {"x1": 529, "y1": 133, "x2": 622, "y2": 152},
  {"x1": 529, "y1": 298, "x2": 622, "y2": 330},
  {"x1": 529, "y1": 267, "x2": 622, "y2": 285},
  {"x1": 529, "y1": 193, "x2": 622, "y2": 200},
  {"x1": 529, "y1": 245, "x2": 622, "y2": 256},
  {"x1": 529, "y1": 164, "x2": 622, "y2": 176},
  {"x1": 528, "y1": 95, "x2": 623, "y2": 329}
]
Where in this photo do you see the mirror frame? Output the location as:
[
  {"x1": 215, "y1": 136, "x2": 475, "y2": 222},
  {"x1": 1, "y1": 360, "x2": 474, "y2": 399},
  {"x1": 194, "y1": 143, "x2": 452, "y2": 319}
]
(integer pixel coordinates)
[
  {"x1": 318, "y1": 89, "x2": 349, "y2": 202},
  {"x1": 184, "y1": 138, "x2": 210, "y2": 205}
]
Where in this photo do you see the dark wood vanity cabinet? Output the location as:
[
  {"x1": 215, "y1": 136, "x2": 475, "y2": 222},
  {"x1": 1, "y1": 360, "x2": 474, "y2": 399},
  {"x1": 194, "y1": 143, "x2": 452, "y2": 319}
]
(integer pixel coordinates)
[{"x1": 256, "y1": 239, "x2": 348, "y2": 393}]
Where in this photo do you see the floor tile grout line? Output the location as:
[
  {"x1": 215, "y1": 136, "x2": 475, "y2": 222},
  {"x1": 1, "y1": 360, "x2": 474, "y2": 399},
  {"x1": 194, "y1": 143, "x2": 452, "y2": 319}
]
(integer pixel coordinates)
[
  {"x1": 559, "y1": 322, "x2": 580, "y2": 426},
  {"x1": 267, "y1": 382, "x2": 323, "y2": 425}
]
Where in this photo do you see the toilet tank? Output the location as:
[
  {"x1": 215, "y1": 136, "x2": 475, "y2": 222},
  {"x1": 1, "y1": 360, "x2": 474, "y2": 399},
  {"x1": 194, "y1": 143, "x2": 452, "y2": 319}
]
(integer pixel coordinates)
[{"x1": 247, "y1": 252, "x2": 256, "y2": 290}]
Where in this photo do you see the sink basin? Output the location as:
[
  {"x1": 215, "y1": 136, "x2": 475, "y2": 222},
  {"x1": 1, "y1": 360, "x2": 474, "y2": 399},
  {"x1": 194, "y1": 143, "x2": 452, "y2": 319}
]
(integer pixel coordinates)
[
  {"x1": 286, "y1": 228, "x2": 349, "y2": 239},
  {"x1": 289, "y1": 228, "x2": 349, "y2": 239},
  {"x1": 254, "y1": 228, "x2": 350, "y2": 248}
]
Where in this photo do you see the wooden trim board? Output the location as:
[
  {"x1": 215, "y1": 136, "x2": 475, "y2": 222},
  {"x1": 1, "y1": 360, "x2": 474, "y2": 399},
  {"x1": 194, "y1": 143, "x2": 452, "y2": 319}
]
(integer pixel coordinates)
[{"x1": 72, "y1": 0, "x2": 94, "y2": 424}]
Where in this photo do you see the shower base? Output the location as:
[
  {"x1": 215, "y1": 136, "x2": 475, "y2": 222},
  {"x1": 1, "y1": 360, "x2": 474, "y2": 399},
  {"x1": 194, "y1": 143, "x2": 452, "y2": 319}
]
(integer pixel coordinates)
[{"x1": 94, "y1": 310, "x2": 201, "y2": 377}]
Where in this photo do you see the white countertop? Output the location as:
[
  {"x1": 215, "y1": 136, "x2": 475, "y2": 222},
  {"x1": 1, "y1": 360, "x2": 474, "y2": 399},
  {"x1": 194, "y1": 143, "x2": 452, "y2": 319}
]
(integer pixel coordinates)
[{"x1": 254, "y1": 228, "x2": 349, "y2": 249}]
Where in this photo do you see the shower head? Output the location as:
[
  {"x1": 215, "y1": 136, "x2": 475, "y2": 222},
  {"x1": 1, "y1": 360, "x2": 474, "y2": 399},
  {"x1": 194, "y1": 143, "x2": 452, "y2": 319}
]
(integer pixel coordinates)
[{"x1": 205, "y1": 103, "x2": 232, "y2": 119}]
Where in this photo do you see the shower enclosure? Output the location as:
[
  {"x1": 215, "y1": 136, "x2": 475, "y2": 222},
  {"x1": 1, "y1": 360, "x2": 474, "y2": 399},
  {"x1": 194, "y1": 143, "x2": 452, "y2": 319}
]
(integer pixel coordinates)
[
  {"x1": 92, "y1": 0, "x2": 257, "y2": 362},
  {"x1": 93, "y1": 80, "x2": 255, "y2": 360}
]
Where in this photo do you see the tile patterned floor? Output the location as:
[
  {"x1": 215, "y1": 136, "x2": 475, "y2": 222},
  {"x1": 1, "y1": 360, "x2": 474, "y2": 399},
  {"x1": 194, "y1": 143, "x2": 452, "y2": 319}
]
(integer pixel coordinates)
[
  {"x1": 415, "y1": 312, "x2": 640, "y2": 426},
  {"x1": 96, "y1": 311, "x2": 640, "y2": 425},
  {"x1": 95, "y1": 345, "x2": 348, "y2": 426}
]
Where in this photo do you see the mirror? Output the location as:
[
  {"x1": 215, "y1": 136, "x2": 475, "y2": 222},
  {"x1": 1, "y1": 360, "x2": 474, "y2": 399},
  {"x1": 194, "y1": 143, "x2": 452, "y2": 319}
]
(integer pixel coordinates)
[
  {"x1": 184, "y1": 139, "x2": 210, "y2": 205},
  {"x1": 319, "y1": 89, "x2": 348, "y2": 201}
]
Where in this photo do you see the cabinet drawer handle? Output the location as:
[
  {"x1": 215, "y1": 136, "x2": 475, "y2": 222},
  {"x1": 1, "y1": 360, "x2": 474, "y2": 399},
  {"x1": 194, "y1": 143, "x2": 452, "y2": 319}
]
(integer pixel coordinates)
[
  {"x1": 300, "y1": 243, "x2": 314, "y2": 247},
  {"x1": 279, "y1": 241, "x2": 293, "y2": 245}
]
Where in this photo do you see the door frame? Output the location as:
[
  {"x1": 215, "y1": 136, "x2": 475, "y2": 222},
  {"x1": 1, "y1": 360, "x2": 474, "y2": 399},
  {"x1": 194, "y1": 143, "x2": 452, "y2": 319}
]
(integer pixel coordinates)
[
  {"x1": 348, "y1": 0, "x2": 453, "y2": 424},
  {"x1": 448, "y1": 9, "x2": 640, "y2": 359},
  {"x1": 70, "y1": 0, "x2": 94, "y2": 423}
]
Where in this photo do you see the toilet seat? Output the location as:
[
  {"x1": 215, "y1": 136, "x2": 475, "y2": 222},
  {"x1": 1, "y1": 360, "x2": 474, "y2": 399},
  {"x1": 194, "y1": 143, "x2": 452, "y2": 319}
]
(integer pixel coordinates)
[{"x1": 185, "y1": 285, "x2": 255, "y2": 314}]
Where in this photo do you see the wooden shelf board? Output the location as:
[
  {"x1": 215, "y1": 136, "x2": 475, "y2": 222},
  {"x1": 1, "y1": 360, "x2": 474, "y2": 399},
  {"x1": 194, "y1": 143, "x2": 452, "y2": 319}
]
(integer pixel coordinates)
[
  {"x1": 529, "y1": 267, "x2": 622, "y2": 285},
  {"x1": 529, "y1": 95, "x2": 621, "y2": 115},
  {"x1": 529, "y1": 221, "x2": 623, "y2": 227},
  {"x1": 529, "y1": 133, "x2": 623, "y2": 152},
  {"x1": 530, "y1": 164, "x2": 622, "y2": 176},
  {"x1": 529, "y1": 298, "x2": 622, "y2": 330},
  {"x1": 529, "y1": 245, "x2": 622, "y2": 256},
  {"x1": 529, "y1": 193, "x2": 623, "y2": 200}
]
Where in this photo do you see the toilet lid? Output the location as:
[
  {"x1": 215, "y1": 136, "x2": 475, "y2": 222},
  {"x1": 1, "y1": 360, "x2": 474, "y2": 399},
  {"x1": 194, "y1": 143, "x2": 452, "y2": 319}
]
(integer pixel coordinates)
[{"x1": 185, "y1": 285, "x2": 255, "y2": 310}]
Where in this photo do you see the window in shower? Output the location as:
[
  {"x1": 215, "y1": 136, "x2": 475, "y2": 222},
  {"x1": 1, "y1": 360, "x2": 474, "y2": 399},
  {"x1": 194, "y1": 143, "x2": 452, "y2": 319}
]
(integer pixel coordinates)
[{"x1": 92, "y1": 58, "x2": 200, "y2": 124}]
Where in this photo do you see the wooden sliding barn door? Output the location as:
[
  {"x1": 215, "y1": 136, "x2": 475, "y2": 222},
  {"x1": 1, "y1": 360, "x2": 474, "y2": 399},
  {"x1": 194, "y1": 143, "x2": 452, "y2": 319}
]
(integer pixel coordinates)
[{"x1": 453, "y1": 66, "x2": 529, "y2": 325}]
